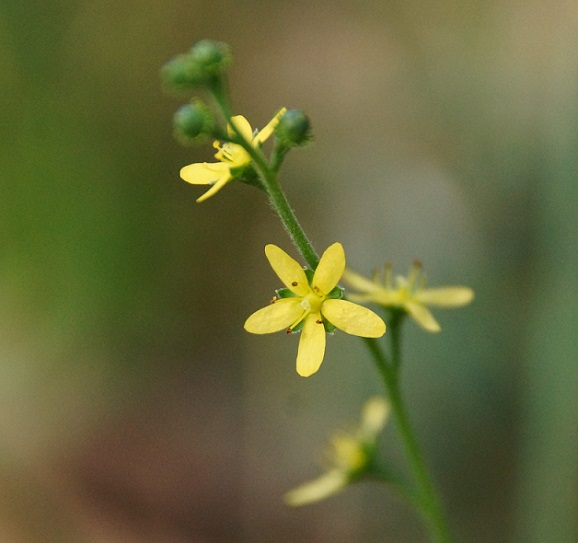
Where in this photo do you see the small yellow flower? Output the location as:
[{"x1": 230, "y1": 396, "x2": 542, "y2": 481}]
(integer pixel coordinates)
[
  {"x1": 342, "y1": 262, "x2": 474, "y2": 333},
  {"x1": 180, "y1": 108, "x2": 286, "y2": 202},
  {"x1": 284, "y1": 396, "x2": 390, "y2": 506},
  {"x1": 244, "y1": 243, "x2": 386, "y2": 377}
]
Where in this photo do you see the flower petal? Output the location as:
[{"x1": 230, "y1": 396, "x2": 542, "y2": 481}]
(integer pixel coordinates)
[
  {"x1": 254, "y1": 107, "x2": 287, "y2": 144},
  {"x1": 322, "y1": 299, "x2": 385, "y2": 338},
  {"x1": 265, "y1": 245, "x2": 310, "y2": 296},
  {"x1": 244, "y1": 298, "x2": 304, "y2": 334},
  {"x1": 359, "y1": 397, "x2": 390, "y2": 438},
  {"x1": 284, "y1": 470, "x2": 348, "y2": 507},
  {"x1": 180, "y1": 162, "x2": 230, "y2": 185},
  {"x1": 312, "y1": 243, "x2": 345, "y2": 295},
  {"x1": 195, "y1": 175, "x2": 233, "y2": 202},
  {"x1": 296, "y1": 314, "x2": 326, "y2": 377},
  {"x1": 341, "y1": 268, "x2": 382, "y2": 294},
  {"x1": 416, "y1": 287, "x2": 474, "y2": 307},
  {"x1": 404, "y1": 301, "x2": 441, "y2": 332},
  {"x1": 347, "y1": 290, "x2": 401, "y2": 306},
  {"x1": 228, "y1": 115, "x2": 253, "y2": 141}
]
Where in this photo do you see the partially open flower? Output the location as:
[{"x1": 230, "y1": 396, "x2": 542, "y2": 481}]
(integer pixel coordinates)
[
  {"x1": 342, "y1": 262, "x2": 474, "y2": 332},
  {"x1": 284, "y1": 396, "x2": 390, "y2": 506},
  {"x1": 180, "y1": 109, "x2": 286, "y2": 202}
]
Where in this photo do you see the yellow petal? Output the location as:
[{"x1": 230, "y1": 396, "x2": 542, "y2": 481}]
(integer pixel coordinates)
[
  {"x1": 312, "y1": 243, "x2": 345, "y2": 295},
  {"x1": 416, "y1": 287, "x2": 474, "y2": 307},
  {"x1": 322, "y1": 299, "x2": 385, "y2": 338},
  {"x1": 180, "y1": 162, "x2": 230, "y2": 185},
  {"x1": 254, "y1": 107, "x2": 287, "y2": 144},
  {"x1": 228, "y1": 115, "x2": 253, "y2": 141},
  {"x1": 404, "y1": 301, "x2": 441, "y2": 332},
  {"x1": 265, "y1": 245, "x2": 310, "y2": 297},
  {"x1": 329, "y1": 433, "x2": 366, "y2": 470},
  {"x1": 195, "y1": 175, "x2": 233, "y2": 202},
  {"x1": 296, "y1": 314, "x2": 326, "y2": 377},
  {"x1": 284, "y1": 469, "x2": 348, "y2": 507},
  {"x1": 359, "y1": 397, "x2": 390, "y2": 438},
  {"x1": 341, "y1": 268, "x2": 381, "y2": 294},
  {"x1": 244, "y1": 298, "x2": 305, "y2": 334}
]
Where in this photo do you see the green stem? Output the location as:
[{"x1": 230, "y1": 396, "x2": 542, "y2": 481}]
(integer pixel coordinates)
[
  {"x1": 364, "y1": 329, "x2": 452, "y2": 543},
  {"x1": 264, "y1": 175, "x2": 319, "y2": 269},
  {"x1": 209, "y1": 92, "x2": 318, "y2": 267},
  {"x1": 366, "y1": 463, "x2": 422, "y2": 511},
  {"x1": 223, "y1": 118, "x2": 319, "y2": 268},
  {"x1": 209, "y1": 77, "x2": 233, "y2": 121},
  {"x1": 240, "y1": 139, "x2": 318, "y2": 268},
  {"x1": 208, "y1": 92, "x2": 449, "y2": 541}
]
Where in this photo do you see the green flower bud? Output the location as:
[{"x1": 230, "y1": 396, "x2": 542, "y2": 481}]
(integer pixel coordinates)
[
  {"x1": 275, "y1": 109, "x2": 312, "y2": 147},
  {"x1": 189, "y1": 40, "x2": 232, "y2": 76},
  {"x1": 161, "y1": 54, "x2": 207, "y2": 92},
  {"x1": 173, "y1": 101, "x2": 214, "y2": 145}
]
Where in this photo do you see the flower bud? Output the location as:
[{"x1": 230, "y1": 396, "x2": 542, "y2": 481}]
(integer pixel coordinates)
[
  {"x1": 275, "y1": 109, "x2": 312, "y2": 147},
  {"x1": 160, "y1": 54, "x2": 207, "y2": 92},
  {"x1": 173, "y1": 101, "x2": 214, "y2": 145},
  {"x1": 189, "y1": 40, "x2": 232, "y2": 76}
]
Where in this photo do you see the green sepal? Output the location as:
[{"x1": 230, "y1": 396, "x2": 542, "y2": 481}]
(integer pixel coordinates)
[
  {"x1": 323, "y1": 319, "x2": 336, "y2": 334},
  {"x1": 237, "y1": 166, "x2": 265, "y2": 191},
  {"x1": 326, "y1": 285, "x2": 345, "y2": 299},
  {"x1": 276, "y1": 287, "x2": 298, "y2": 299},
  {"x1": 289, "y1": 318, "x2": 306, "y2": 334}
]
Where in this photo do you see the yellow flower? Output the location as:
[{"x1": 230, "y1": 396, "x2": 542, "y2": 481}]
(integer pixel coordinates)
[
  {"x1": 342, "y1": 262, "x2": 474, "y2": 333},
  {"x1": 284, "y1": 396, "x2": 390, "y2": 506},
  {"x1": 244, "y1": 243, "x2": 386, "y2": 377},
  {"x1": 180, "y1": 108, "x2": 286, "y2": 202}
]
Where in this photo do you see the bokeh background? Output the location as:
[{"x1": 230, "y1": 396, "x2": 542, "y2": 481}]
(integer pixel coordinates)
[{"x1": 1, "y1": 1, "x2": 577, "y2": 542}]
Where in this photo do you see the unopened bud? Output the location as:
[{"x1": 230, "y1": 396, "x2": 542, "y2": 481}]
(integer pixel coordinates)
[
  {"x1": 173, "y1": 101, "x2": 214, "y2": 145},
  {"x1": 189, "y1": 40, "x2": 232, "y2": 76},
  {"x1": 275, "y1": 109, "x2": 312, "y2": 147},
  {"x1": 161, "y1": 54, "x2": 206, "y2": 92}
]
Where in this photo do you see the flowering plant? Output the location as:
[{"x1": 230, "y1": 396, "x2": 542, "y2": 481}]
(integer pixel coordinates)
[{"x1": 163, "y1": 40, "x2": 473, "y2": 543}]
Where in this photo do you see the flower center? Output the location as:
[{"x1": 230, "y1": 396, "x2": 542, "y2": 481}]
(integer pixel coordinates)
[
  {"x1": 329, "y1": 434, "x2": 367, "y2": 471},
  {"x1": 216, "y1": 142, "x2": 251, "y2": 168},
  {"x1": 301, "y1": 292, "x2": 323, "y2": 314}
]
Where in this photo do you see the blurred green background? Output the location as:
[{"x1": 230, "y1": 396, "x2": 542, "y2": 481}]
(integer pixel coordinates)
[{"x1": 1, "y1": 1, "x2": 577, "y2": 542}]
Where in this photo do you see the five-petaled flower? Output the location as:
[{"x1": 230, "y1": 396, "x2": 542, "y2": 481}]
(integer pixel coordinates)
[
  {"x1": 342, "y1": 262, "x2": 474, "y2": 333},
  {"x1": 284, "y1": 396, "x2": 390, "y2": 506},
  {"x1": 180, "y1": 108, "x2": 286, "y2": 202},
  {"x1": 244, "y1": 243, "x2": 386, "y2": 377}
]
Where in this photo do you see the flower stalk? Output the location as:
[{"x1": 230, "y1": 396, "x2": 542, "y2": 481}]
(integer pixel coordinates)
[
  {"x1": 365, "y1": 323, "x2": 453, "y2": 543},
  {"x1": 213, "y1": 95, "x2": 319, "y2": 268},
  {"x1": 163, "y1": 41, "x2": 474, "y2": 543}
]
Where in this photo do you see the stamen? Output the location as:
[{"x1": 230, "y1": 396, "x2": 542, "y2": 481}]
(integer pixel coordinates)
[
  {"x1": 408, "y1": 261, "x2": 422, "y2": 287},
  {"x1": 417, "y1": 272, "x2": 427, "y2": 291},
  {"x1": 384, "y1": 262, "x2": 393, "y2": 289}
]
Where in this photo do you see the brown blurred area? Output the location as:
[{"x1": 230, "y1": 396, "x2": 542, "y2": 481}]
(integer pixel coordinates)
[{"x1": 1, "y1": 1, "x2": 578, "y2": 541}]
